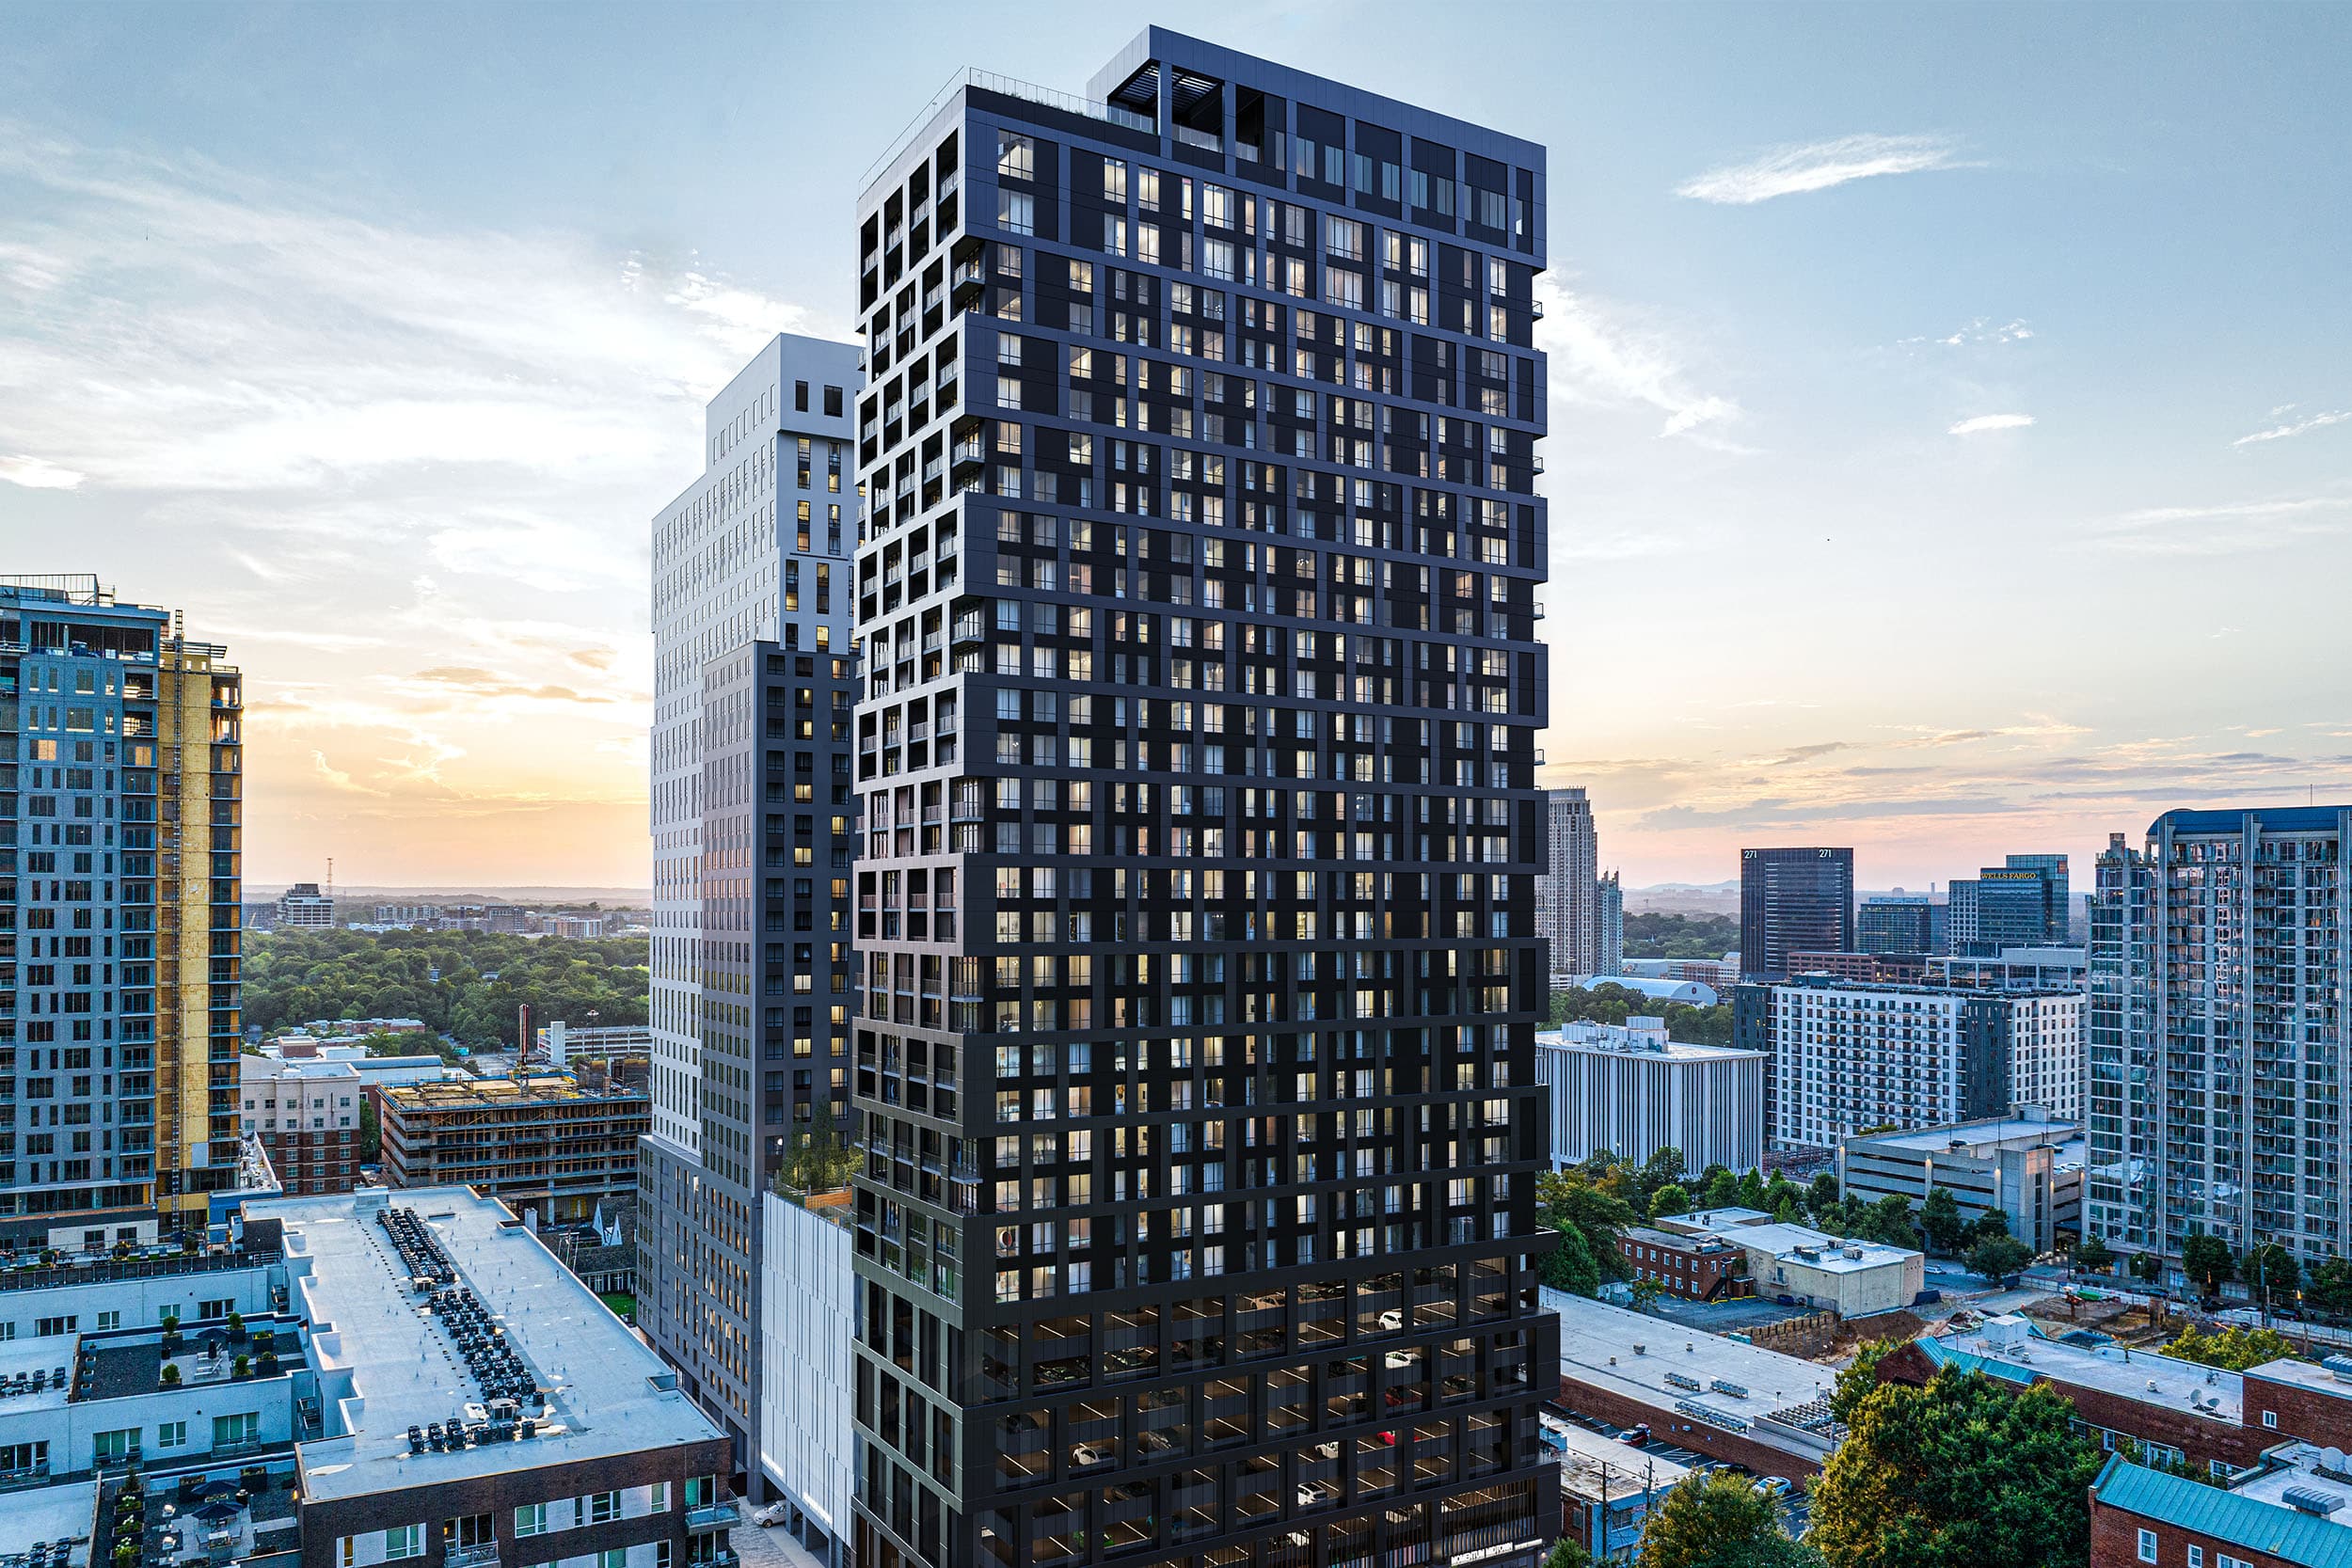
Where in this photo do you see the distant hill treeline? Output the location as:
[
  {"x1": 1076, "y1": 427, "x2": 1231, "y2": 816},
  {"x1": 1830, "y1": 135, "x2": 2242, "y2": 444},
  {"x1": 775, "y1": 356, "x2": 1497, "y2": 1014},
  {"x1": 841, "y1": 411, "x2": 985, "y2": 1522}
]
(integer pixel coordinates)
[{"x1": 242, "y1": 929, "x2": 650, "y2": 1049}]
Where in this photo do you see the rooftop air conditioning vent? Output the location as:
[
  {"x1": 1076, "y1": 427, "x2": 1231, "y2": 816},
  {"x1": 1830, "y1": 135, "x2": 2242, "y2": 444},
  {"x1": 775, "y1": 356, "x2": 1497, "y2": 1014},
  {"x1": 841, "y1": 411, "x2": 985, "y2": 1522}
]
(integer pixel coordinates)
[{"x1": 2282, "y1": 1486, "x2": 2342, "y2": 1516}]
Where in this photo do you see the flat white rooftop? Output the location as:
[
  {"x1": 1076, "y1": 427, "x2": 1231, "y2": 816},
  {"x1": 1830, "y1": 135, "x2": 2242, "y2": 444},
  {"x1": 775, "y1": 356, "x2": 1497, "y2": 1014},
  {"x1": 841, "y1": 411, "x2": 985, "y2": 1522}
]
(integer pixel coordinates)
[
  {"x1": 1537, "y1": 1030, "x2": 1758, "y2": 1062},
  {"x1": 1709, "y1": 1223, "x2": 1917, "y2": 1275},
  {"x1": 1549, "y1": 1292, "x2": 1840, "y2": 1454},
  {"x1": 1927, "y1": 1319, "x2": 2244, "y2": 1424},
  {"x1": 0, "y1": 1337, "x2": 75, "y2": 1414},
  {"x1": 1855, "y1": 1117, "x2": 2081, "y2": 1153},
  {"x1": 255, "y1": 1186, "x2": 720, "y2": 1503},
  {"x1": 0, "y1": 1477, "x2": 97, "y2": 1566},
  {"x1": 2232, "y1": 1442, "x2": 2352, "y2": 1512}
]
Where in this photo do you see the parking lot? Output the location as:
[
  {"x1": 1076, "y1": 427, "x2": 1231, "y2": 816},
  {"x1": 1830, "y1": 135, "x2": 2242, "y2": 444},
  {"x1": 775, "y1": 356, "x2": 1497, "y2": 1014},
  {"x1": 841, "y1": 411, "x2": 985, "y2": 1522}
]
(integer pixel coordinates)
[{"x1": 1550, "y1": 1402, "x2": 1814, "y2": 1538}]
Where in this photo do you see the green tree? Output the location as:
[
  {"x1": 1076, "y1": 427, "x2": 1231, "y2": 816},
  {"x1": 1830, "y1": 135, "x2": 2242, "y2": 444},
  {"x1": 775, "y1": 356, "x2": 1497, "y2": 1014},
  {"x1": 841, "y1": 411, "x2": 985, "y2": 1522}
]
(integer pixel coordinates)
[
  {"x1": 358, "y1": 1096, "x2": 380, "y2": 1163},
  {"x1": 1806, "y1": 1172, "x2": 1839, "y2": 1219},
  {"x1": 1967, "y1": 1234, "x2": 2033, "y2": 1284},
  {"x1": 1966, "y1": 1210, "x2": 2012, "y2": 1247},
  {"x1": 1651, "y1": 1183, "x2": 1693, "y2": 1221},
  {"x1": 1637, "y1": 1148, "x2": 1690, "y2": 1205},
  {"x1": 2181, "y1": 1229, "x2": 2235, "y2": 1294},
  {"x1": 779, "y1": 1102, "x2": 854, "y2": 1195},
  {"x1": 2162, "y1": 1323, "x2": 2299, "y2": 1372},
  {"x1": 2240, "y1": 1243, "x2": 2300, "y2": 1305},
  {"x1": 1704, "y1": 1169, "x2": 1743, "y2": 1210},
  {"x1": 1539, "y1": 1168, "x2": 1640, "y2": 1288},
  {"x1": 1638, "y1": 1471, "x2": 1805, "y2": 1568},
  {"x1": 1622, "y1": 911, "x2": 1740, "y2": 961},
  {"x1": 2073, "y1": 1234, "x2": 2114, "y2": 1274},
  {"x1": 1773, "y1": 1194, "x2": 1802, "y2": 1224},
  {"x1": 1866, "y1": 1195, "x2": 1921, "y2": 1249},
  {"x1": 1831, "y1": 1339, "x2": 1900, "y2": 1425},
  {"x1": 1544, "y1": 1541, "x2": 1593, "y2": 1568},
  {"x1": 1542, "y1": 1215, "x2": 1603, "y2": 1296},
  {"x1": 2306, "y1": 1256, "x2": 2352, "y2": 1319},
  {"x1": 2129, "y1": 1249, "x2": 2165, "y2": 1285},
  {"x1": 1918, "y1": 1188, "x2": 1966, "y2": 1256},
  {"x1": 1740, "y1": 1168, "x2": 1771, "y2": 1211},
  {"x1": 1809, "y1": 1367, "x2": 2101, "y2": 1568},
  {"x1": 1630, "y1": 1275, "x2": 1665, "y2": 1313}
]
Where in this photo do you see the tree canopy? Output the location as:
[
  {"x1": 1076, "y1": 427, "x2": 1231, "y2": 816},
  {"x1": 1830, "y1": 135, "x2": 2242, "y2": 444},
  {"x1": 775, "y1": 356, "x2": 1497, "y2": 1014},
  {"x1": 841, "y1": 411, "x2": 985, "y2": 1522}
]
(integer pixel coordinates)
[
  {"x1": 2181, "y1": 1229, "x2": 2235, "y2": 1292},
  {"x1": 244, "y1": 928, "x2": 649, "y2": 1049},
  {"x1": 2161, "y1": 1323, "x2": 2299, "y2": 1371},
  {"x1": 1808, "y1": 1366, "x2": 2102, "y2": 1568},
  {"x1": 1624, "y1": 911, "x2": 1740, "y2": 960},
  {"x1": 1549, "y1": 985, "x2": 1735, "y2": 1048},
  {"x1": 1919, "y1": 1188, "x2": 1965, "y2": 1255},
  {"x1": 1637, "y1": 1471, "x2": 1814, "y2": 1568},
  {"x1": 1538, "y1": 1165, "x2": 1640, "y2": 1293},
  {"x1": 1965, "y1": 1234, "x2": 2033, "y2": 1284}
]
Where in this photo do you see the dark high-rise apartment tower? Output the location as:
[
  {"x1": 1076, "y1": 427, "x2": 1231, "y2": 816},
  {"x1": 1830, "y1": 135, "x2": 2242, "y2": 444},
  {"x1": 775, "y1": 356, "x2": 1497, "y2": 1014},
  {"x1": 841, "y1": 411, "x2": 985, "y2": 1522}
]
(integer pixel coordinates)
[
  {"x1": 1738, "y1": 847, "x2": 1854, "y2": 981},
  {"x1": 1536, "y1": 785, "x2": 1597, "y2": 978},
  {"x1": 1, "y1": 576, "x2": 243, "y2": 1236},
  {"x1": 850, "y1": 29, "x2": 1554, "y2": 1568},
  {"x1": 639, "y1": 335, "x2": 862, "y2": 1482},
  {"x1": 2086, "y1": 809, "x2": 2350, "y2": 1273},
  {"x1": 1947, "y1": 851, "x2": 2070, "y2": 956}
]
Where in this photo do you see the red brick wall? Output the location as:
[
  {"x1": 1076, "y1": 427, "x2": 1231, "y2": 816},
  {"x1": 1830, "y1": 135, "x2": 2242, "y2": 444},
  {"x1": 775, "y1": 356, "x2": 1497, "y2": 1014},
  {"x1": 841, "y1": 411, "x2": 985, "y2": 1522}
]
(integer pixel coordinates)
[
  {"x1": 1878, "y1": 1341, "x2": 2265, "y2": 1473},
  {"x1": 2090, "y1": 1497, "x2": 2295, "y2": 1568},
  {"x1": 1558, "y1": 1373, "x2": 1822, "y2": 1483},
  {"x1": 2243, "y1": 1369, "x2": 2352, "y2": 1450}
]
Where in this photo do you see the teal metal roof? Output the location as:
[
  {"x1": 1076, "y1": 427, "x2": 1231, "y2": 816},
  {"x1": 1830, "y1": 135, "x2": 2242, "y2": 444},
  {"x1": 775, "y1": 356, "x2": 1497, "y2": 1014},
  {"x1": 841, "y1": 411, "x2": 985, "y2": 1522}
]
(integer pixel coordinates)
[
  {"x1": 2094, "y1": 1455, "x2": 2352, "y2": 1568},
  {"x1": 1915, "y1": 1338, "x2": 2037, "y2": 1386}
]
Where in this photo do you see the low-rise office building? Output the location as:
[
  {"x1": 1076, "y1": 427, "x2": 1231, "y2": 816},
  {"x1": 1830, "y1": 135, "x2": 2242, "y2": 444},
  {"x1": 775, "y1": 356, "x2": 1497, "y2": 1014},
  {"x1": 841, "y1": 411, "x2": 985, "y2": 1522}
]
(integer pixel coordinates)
[
  {"x1": 376, "y1": 1075, "x2": 648, "y2": 1226},
  {"x1": 1548, "y1": 1291, "x2": 1844, "y2": 1481},
  {"x1": 1615, "y1": 1225, "x2": 1749, "y2": 1303},
  {"x1": 1839, "y1": 1114, "x2": 2084, "y2": 1252},
  {"x1": 238, "y1": 1060, "x2": 366, "y2": 1197},
  {"x1": 1537, "y1": 1022, "x2": 1765, "y2": 1174},
  {"x1": 1651, "y1": 1210, "x2": 1924, "y2": 1317}
]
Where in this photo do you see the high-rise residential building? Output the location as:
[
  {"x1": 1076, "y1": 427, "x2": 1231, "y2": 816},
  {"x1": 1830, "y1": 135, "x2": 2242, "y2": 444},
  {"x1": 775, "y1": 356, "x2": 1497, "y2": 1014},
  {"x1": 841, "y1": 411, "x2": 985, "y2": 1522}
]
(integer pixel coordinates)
[
  {"x1": 2085, "y1": 808, "x2": 2351, "y2": 1272},
  {"x1": 1748, "y1": 975, "x2": 2082, "y2": 1151},
  {"x1": 2, "y1": 575, "x2": 243, "y2": 1238},
  {"x1": 1857, "y1": 893, "x2": 1937, "y2": 955},
  {"x1": 849, "y1": 30, "x2": 1554, "y2": 1568},
  {"x1": 639, "y1": 335, "x2": 861, "y2": 1483},
  {"x1": 1596, "y1": 867, "x2": 1622, "y2": 978},
  {"x1": 1537, "y1": 785, "x2": 1598, "y2": 980},
  {"x1": 1947, "y1": 852, "x2": 2069, "y2": 956},
  {"x1": 1738, "y1": 847, "x2": 1853, "y2": 980},
  {"x1": 276, "y1": 880, "x2": 334, "y2": 927}
]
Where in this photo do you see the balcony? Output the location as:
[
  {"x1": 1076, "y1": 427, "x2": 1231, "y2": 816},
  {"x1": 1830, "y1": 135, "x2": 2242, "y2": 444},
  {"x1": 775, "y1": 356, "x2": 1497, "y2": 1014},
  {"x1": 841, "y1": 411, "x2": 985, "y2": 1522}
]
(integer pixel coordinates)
[
  {"x1": 686, "y1": 1501, "x2": 741, "y2": 1533},
  {"x1": 445, "y1": 1544, "x2": 501, "y2": 1568}
]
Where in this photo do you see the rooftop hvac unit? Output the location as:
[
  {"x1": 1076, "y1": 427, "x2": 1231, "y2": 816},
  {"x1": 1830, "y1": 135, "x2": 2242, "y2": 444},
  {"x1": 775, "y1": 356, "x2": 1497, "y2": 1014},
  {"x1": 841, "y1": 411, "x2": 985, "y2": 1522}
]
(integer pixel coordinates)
[
  {"x1": 1711, "y1": 1379, "x2": 1749, "y2": 1398},
  {"x1": 2282, "y1": 1486, "x2": 2343, "y2": 1516},
  {"x1": 2325, "y1": 1354, "x2": 2352, "y2": 1385}
]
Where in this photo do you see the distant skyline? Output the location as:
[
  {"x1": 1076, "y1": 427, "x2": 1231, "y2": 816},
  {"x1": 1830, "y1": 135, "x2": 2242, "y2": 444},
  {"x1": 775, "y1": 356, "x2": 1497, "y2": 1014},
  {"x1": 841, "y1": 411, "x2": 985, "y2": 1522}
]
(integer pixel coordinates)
[{"x1": 5, "y1": 2, "x2": 2348, "y2": 887}]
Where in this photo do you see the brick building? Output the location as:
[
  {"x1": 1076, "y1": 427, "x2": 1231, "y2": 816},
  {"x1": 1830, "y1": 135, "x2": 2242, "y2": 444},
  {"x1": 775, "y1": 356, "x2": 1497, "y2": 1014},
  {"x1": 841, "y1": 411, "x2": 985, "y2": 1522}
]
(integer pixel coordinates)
[
  {"x1": 1882, "y1": 1316, "x2": 2352, "y2": 1480},
  {"x1": 2090, "y1": 1447, "x2": 2352, "y2": 1568},
  {"x1": 239, "y1": 1058, "x2": 365, "y2": 1196},
  {"x1": 377, "y1": 1073, "x2": 649, "y2": 1226},
  {"x1": 1616, "y1": 1225, "x2": 1749, "y2": 1303},
  {"x1": 1550, "y1": 1291, "x2": 1842, "y2": 1482}
]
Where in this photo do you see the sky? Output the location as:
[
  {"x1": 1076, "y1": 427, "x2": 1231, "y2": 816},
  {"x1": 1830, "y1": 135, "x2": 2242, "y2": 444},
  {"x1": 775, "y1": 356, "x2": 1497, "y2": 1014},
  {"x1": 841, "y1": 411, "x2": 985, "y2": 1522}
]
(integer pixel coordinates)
[{"x1": 3, "y1": 1, "x2": 2349, "y2": 892}]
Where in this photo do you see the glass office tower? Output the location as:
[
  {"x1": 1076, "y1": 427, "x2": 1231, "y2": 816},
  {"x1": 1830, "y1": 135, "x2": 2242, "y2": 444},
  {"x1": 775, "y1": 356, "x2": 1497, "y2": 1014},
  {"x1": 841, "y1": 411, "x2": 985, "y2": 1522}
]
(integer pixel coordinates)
[{"x1": 848, "y1": 28, "x2": 1555, "y2": 1568}]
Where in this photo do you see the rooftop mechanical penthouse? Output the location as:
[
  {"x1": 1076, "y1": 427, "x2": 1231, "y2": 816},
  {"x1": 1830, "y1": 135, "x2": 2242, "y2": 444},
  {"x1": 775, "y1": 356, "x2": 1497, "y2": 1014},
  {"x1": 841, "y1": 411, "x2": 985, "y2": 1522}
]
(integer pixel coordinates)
[{"x1": 850, "y1": 28, "x2": 1554, "y2": 1568}]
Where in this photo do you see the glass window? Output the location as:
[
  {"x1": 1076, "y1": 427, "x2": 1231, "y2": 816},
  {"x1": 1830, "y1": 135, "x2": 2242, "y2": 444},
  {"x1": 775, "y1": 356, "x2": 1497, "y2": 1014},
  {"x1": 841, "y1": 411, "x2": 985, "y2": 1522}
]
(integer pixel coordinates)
[
  {"x1": 996, "y1": 132, "x2": 1033, "y2": 180},
  {"x1": 385, "y1": 1528, "x2": 424, "y2": 1563},
  {"x1": 514, "y1": 1505, "x2": 548, "y2": 1538}
]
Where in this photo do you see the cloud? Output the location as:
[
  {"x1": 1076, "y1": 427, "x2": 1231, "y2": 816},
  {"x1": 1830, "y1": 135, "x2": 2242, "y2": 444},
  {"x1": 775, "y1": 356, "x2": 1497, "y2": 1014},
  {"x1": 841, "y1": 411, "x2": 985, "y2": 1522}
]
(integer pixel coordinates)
[
  {"x1": 2233, "y1": 408, "x2": 2350, "y2": 447},
  {"x1": 2089, "y1": 493, "x2": 2352, "y2": 555},
  {"x1": 0, "y1": 453, "x2": 83, "y2": 489},
  {"x1": 1949, "y1": 413, "x2": 2035, "y2": 436},
  {"x1": 310, "y1": 750, "x2": 386, "y2": 796},
  {"x1": 1900, "y1": 318, "x2": 2034, "y2": 349},
  {"x1": 1677, "y1": 134, "x2": 1977, "y2": 205},
  {"x1": 1534, "y1": 276, "x2": 1748, "y2": 448}
]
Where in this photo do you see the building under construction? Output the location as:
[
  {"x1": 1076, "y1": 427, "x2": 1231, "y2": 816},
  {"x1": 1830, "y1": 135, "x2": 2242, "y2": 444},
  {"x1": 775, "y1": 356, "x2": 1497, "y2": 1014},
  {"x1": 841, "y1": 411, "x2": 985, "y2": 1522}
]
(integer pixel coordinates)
[{"x1": 376, "y1": 1071, "x2": 649, "y2": 1225}]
